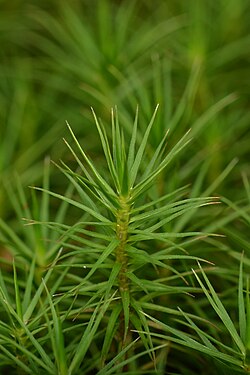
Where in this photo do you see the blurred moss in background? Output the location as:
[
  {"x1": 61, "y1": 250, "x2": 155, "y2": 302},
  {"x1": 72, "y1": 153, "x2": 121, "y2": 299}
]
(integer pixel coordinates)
[{"x1": 0, "y1": 0, "x2": 249, "y2": 230}]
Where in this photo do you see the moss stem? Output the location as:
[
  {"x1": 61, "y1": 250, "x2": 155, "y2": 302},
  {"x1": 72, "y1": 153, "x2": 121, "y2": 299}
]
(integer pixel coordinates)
[{"x1": 116, "y1": 195, "x2": 130, "y2": 293}]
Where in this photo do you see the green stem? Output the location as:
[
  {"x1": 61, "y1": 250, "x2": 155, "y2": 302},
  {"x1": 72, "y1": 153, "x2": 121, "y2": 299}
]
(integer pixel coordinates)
[
  {"x1": 116, "y1": 196, "x2": 130, "y2": 293},
  {"x1": 115, "y1": 196, "x2": 132, "y2": 371}
]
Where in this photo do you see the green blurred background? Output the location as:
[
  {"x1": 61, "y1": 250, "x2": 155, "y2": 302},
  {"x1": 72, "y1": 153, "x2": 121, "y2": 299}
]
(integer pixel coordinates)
[{"x1": 1, "y1": 0, "x2": 250, "y2": 229}]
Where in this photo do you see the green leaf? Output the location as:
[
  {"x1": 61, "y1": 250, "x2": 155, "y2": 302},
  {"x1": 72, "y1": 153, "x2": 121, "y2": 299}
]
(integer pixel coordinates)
[
  {"x1": 0, "y1": 344, "x2": 33, "y2": 374},
  {"x1": 131, "y1": 299, "x2": 155, "y2": 363},
  {"x1": 98, "y1": 342, "x2": 166, "y2": 375},
  {"x1": 66, "y1": 121, "x2": 117, "y2": 198},
  {"x1": 0, "y1": 218, "x2": 33, "y2": 258},
  {"x1": 101, "y1": 303, "x2": 122, "y2": 365},
  {"x1": 246, "y1": 278, "x2": 250, "y2": 350},
  {"x1": 121, "y1": 289, "x2": 130, "y2": 342},
  {"x1": 23, "y1": 248, "x2": 62, "y2": 324},
  {"x1": 43, "y1": 280, "x2": 68, "y2": 375},
  {"x1": 68, "y1": 239, "x2": 119, "y2": 296},
  {"x1": 91, "y1": 108, "x2": 119, "y2": 191},
  {"x1": 131, "y1": 129, "x2": 191, "y2": 200},
  {"x1": 30, "y1": 186, "x2": 111, "y2": 224},
  {"x1": 22, "y1": 257, "x2": 36, "y2": 313},
  {"x1": 129, "y1": 105, "x2": 159, "y2": 188},
  {"x1": 68, "y1": 294, "x2": 114, "y2": 374},
  {"x1": 138, "y1": 311, "x2": 243, "y2": 367},
  {"x1": 0, "y1": 291, "x2": 56, "y2": 373},
  {"x1": 193, "y1": 263, "x2": 245, "y2": 356},
  {"x1": 127, "y1": 105, "x2": 139, "y2": 172},
  {"x1": 13, "y1": 260, "x2": 23, "y2": 320},
  {"x1": 238, "y1": 254, "x2": 246, "y2": 345}
]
